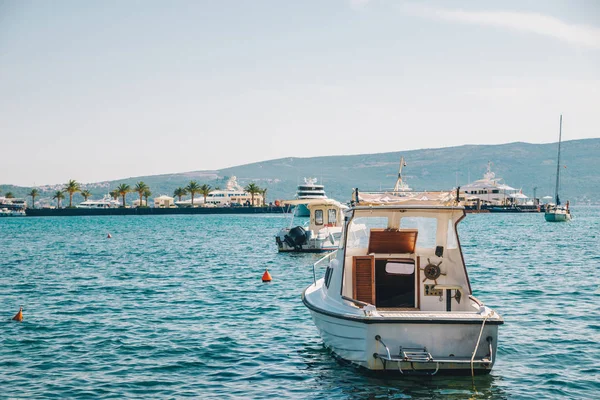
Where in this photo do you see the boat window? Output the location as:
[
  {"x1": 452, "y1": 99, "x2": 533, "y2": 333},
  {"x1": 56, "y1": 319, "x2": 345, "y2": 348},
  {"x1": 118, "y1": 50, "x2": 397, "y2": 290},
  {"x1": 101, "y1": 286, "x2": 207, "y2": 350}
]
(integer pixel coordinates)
[
  {"x1": 324, "y1": 266, "x2": 333, "y2": 288},
  {"x1": 328, "y1": 209, "x2": 337, "y2": 225},
  {"x1": 346, "y1": 217, "x2": 388, "y2": 249},
  {"x1": 400, "y1": 217, "x2": 437, "y2": 248},
  {"x1": 447, "y1": 220, "x2": 458, "y2": 249},
  {"x1": 385, "y1": 261, "x2": 414, "y2": 275},
  {"x1": 314, "y1": 209, "x2": 324, "y2": 225}
]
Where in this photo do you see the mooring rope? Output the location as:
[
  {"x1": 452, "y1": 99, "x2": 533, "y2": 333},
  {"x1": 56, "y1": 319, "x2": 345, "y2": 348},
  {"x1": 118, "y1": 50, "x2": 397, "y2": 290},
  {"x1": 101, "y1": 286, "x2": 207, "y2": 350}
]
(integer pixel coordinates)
[{"x1": 471, "y1": 313, "x2": 491, "y2": 378}]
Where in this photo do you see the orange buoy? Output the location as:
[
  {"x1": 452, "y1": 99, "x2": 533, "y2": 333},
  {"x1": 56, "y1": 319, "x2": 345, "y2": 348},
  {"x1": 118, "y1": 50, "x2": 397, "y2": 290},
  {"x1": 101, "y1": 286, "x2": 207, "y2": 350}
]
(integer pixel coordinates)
[
  {"x1": 262, "y1": 269, "x2": 272, "y2": 282},
  {"x1": 12, "y1": 307, "x2": 23, "y2": 322},
  {"x1": 107, "y1": 233, "x2": 112, "y2": 239}
]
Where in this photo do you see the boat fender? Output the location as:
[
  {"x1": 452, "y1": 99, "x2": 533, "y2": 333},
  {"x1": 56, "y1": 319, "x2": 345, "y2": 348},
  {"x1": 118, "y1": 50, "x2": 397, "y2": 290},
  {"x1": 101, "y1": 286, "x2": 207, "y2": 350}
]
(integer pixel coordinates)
[
  {"x1": 328, "y1": 232, "x2": 335, "y2": 245},
  {"x1": 478, "y1": 305, "x2": 493, "y2": 316}
]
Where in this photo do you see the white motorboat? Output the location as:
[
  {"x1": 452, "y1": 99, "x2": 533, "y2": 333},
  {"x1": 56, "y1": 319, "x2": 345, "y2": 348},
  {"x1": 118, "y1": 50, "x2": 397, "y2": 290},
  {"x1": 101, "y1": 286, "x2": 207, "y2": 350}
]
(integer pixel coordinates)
[
  {"x1": 302, "y1": 189, "x2": 503, "y2": 375},
  {"x1": 545, "y1": 115, "x2": 571, "y2": 222},
  {"x1": 77, "y1": 195, "x2": 121, "y2": 209},
  {"x1": 295, "y1": 178, "x2": 327, "y2": 217},
  {"x1": 276, "y1": 199, "x2": 347, "y2": 253}
]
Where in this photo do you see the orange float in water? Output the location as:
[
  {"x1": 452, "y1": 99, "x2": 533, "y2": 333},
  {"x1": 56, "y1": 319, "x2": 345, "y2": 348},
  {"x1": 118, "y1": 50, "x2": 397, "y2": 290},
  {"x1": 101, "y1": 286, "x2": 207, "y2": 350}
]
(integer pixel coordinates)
[
  {"x1": 262, "y1": 269, "x2": 272, "y2": 282},
  {"x1": 12, "y1": 307, "x2": 23, "y2": 322}
]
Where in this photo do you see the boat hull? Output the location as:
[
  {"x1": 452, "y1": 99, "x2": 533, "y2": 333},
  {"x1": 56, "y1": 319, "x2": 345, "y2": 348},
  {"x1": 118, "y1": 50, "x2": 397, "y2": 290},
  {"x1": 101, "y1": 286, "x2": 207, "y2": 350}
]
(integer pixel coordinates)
[
  {"x1": 304, "y1": 301, "x2": 499, "y2": 374},
  {"x1": 544, "y1": 211, "x2": 571, "y2": 222},
  {"x1": 295, "y1": 204, "x2": 310, "y2": 217}
]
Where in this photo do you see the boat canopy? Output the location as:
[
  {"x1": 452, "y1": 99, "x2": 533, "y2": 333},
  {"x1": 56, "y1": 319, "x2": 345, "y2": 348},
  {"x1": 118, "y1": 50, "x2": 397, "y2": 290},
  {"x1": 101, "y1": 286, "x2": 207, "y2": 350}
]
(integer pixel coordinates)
[
  {"x1": 354, "y1": 191, "x2": 458, "y2": 207},
  {"x1": 282, "y1": 198, "x2": 347, "y2": 209}
]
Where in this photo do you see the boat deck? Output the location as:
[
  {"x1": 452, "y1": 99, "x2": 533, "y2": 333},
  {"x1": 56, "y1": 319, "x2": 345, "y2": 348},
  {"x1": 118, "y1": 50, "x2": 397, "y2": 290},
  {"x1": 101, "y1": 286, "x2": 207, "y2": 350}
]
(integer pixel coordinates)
[{"x1": 377, "y1": 310, "x2": 495, "y2": 320}]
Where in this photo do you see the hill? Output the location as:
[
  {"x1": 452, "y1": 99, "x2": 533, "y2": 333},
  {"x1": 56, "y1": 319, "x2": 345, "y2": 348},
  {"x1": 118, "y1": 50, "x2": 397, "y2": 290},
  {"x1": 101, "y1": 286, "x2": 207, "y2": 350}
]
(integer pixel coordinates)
[{"x1": 2, "y1": 139, "x2": 599, "y2": 206}]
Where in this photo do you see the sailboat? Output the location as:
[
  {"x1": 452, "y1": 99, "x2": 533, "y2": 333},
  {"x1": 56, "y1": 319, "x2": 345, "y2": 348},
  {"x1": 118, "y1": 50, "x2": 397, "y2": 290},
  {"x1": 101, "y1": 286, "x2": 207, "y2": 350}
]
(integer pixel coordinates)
[{"x1": 544, "y1": 115, "x2": 572, "y2": 222}]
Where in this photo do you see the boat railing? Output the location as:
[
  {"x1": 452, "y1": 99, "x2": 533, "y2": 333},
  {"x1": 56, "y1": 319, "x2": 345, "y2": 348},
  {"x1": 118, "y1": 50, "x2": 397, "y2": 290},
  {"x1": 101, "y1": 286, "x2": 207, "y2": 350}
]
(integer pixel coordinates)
[{"x1": 312, "y1": 250, "x2": 338, "y2": 285}]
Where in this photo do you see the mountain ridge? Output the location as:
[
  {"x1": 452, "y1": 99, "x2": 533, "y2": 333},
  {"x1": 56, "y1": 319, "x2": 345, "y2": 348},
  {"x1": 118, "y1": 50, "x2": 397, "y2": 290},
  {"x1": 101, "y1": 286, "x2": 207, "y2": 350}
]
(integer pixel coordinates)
[{"x1": 2, "y1": 138, "x2": 599, "y2": 205}]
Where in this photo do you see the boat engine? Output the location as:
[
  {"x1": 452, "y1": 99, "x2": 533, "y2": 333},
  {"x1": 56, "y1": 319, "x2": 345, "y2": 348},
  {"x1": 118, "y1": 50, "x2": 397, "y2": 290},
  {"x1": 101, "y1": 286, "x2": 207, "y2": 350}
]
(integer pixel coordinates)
[{"x1": 284, "y1": 226, "x2": 308, "y2": 249}]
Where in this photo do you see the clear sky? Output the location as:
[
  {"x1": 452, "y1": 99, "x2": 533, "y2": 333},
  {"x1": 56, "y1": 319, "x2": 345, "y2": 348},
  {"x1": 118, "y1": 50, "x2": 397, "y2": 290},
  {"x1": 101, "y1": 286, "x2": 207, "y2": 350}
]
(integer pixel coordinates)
[{"x1": 1, "y1": 0, "x2": 599, "y2": 186}]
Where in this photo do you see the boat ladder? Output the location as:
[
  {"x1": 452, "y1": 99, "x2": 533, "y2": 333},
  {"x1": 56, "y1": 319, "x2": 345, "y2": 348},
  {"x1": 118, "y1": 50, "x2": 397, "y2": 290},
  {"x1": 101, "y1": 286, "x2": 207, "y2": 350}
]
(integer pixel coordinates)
[{"x1": 373, "y1": 335, "x2": 493, "y2": 375}]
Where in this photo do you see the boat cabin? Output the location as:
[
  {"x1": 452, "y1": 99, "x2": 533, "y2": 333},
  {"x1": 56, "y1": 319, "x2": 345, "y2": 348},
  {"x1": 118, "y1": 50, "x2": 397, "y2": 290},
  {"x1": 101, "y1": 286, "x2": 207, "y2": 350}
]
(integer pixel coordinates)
[
  {"x1": 325, "y1": 192, "x2": 473, "y2": 313},
  {"x1": 306, "y1": 199, "x2": 346, "y2": 232}
]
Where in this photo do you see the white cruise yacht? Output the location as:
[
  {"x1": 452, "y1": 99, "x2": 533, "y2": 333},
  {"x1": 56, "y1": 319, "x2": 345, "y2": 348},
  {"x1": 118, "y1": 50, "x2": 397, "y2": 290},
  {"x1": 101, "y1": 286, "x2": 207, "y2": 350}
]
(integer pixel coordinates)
[
  {"x1": 295, "y1": 178, "x2": 327, "y2": 217},
  {"x1": 302, "y1": 189, "x2": 503, "y2": 375},
  {"x1": 175, "y1": 176, "x2": 263, "y2": 208},
  {"x1": 460, "y1": 162, "x2": 522, "y2": 206},
  {"x1": 77, "y1": 195, "x2": 121, "y2": 209}
]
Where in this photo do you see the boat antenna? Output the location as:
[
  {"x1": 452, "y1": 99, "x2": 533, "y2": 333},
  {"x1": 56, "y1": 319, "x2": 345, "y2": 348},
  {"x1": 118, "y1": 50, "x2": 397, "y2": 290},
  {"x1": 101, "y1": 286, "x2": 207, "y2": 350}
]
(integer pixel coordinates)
[{"x1": 554, "y1": 115, "x2": 562, "y2": 206}]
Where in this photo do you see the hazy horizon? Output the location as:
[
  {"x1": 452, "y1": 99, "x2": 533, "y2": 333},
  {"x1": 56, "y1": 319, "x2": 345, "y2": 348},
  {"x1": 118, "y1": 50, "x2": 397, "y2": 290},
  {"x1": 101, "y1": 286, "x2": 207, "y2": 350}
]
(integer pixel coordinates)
[
  {"x1": 1, "y1": 0, "x2": 599, "y2": 186},
  {"x1": 1, "y1": 137, "x2": 596, "y2": 188}
]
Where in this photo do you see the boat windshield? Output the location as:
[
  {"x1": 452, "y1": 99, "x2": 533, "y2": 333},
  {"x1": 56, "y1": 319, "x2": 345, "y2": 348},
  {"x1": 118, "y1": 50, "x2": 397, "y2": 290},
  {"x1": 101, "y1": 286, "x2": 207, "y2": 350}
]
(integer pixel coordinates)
[
  {"x1": 344, "y1": 212, "x2": 445, "y2": 250},
  {"x1": 345, "y1": 216, "x2": 388, "y2": 249}
]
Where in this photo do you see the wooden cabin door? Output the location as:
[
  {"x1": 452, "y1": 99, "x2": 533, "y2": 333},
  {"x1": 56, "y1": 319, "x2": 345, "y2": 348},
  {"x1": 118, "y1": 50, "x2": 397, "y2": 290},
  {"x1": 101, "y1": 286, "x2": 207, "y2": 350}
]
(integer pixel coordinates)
[{"x1": 353, "y1": 255, "x2": 375, "y2": 305}]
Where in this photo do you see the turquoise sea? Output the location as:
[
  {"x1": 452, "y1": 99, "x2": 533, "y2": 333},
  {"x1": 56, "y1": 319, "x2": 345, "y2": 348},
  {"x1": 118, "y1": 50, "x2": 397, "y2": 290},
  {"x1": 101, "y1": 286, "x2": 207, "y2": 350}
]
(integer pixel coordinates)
[{"x1": 1, "y1": 208, "x2": 599, "y2": 399}]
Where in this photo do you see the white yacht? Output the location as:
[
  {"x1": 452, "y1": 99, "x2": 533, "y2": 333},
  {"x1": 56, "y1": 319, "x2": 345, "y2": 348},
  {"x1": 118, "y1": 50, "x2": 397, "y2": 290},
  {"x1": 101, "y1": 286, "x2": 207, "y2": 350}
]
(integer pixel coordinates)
[
  {"x1": 175, "y1": 176, "x2": 263, "y2": 208},
  {"x1": 77, "y1": 195, "x2": 121, "y2": 209},
  {"x1": 302, "y1": 189, "x2": 503, "y2": 375},
  {"x1": 545, "y1": 115, "x2": 571, "y2": 222},
  {"x1": 460, "y1": 162, "x2": 522, "y2": 206},
  {"x1": 295, "y1": 178, "x2": 327, "y2": 217},
  {"x1": 276, "y1": 198, "x2": 347, "y2": 253}
]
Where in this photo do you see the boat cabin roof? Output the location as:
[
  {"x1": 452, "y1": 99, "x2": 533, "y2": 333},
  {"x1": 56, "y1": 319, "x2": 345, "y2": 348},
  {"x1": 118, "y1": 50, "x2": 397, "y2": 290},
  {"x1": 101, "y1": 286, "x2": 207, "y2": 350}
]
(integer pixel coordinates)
[
  {"x1": 353, "y1": 190, "x2": 460, "y2": 208},
  {"x1": 283, "y1": 198, "x2": 346, "y2": 208}
]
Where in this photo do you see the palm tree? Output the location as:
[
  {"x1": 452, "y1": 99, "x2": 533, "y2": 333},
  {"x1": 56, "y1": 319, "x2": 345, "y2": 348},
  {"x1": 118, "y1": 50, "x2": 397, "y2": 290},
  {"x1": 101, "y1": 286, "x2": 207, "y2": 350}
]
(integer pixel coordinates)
[
  {"x1": 80, "y1": 190, "x2": 92, "y2": 201},
  {"x1": 244, "y1": 183, "x2": 261, "y2": 206},
  {"x1": 28, "y1": 189, "x2": 39, "y2": 208},
  {"x1": 5, "y1": 192, "x2": 14, "y2": 199},
  {"x1": 185, "y1": 181, "x2": 201, "y2": 207},
  {"x1": 199, "y1": 184, "x2": 212, "y2": 205},
  {"x1": 261, "y1": 187, "x2": 268, "y2": 206},
  {"x1": 173, "y1": 187, "x2": 187, "y2": 201},
  {"x1": 134, "y1": 181, "x2": 149, "y2": 207},
  {"x1": 53, "y1": 190, "x2": 65, "y2": 208},
  {"x1": 116, "y1": 183, "x2": 131, "y2": 207},
  {"x1": 109, "y1": 190, "x2": 119, "y2": 201},
  {"x1": 143, "y1": 189, "x2": 152, "y2": 207},
  {"x1": 64, "y1": 179, "x2": 81, "y2": 208}
]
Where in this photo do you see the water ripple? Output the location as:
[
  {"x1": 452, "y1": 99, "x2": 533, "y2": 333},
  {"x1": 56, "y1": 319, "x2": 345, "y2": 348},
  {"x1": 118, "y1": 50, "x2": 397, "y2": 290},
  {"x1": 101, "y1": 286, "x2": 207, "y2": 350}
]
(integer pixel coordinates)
[{"x1": 1, "y1": 210, "x2": 599, "y2": 398}]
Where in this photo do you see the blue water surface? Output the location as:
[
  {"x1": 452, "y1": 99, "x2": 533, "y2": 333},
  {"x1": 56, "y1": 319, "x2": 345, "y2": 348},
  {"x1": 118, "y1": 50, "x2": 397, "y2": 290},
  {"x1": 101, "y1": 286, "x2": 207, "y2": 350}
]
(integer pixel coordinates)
[{"x1": 1, "y1": 208, "x2": 599, "y2": 399}]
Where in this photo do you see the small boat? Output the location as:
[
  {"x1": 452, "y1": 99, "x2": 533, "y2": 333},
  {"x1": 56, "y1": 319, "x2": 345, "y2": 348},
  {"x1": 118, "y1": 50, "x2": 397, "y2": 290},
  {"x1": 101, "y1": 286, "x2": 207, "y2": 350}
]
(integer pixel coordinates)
[
  {"x1": 275, "y1": 198, "x2": 347, "y2": 253},
  {"x1": 545, "y1": 115, "x2": 571, "y2": 222},
  {"x1": 393, "y1": 156, "x2": 412, "y2": 193},
  {"x1": 294, "y1": 178, "x2": 328, "y2": 217},
  {"x1": 302, "y1": 189, "x2": 503, "y2": 374}
]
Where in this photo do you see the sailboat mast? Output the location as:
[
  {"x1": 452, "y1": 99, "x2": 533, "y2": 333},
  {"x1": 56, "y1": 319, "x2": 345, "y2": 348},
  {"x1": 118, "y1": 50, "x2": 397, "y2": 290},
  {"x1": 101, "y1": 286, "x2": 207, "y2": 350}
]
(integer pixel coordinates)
[{"x1": 554, "y1": 114, "x2": 562, "y2": 206}]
